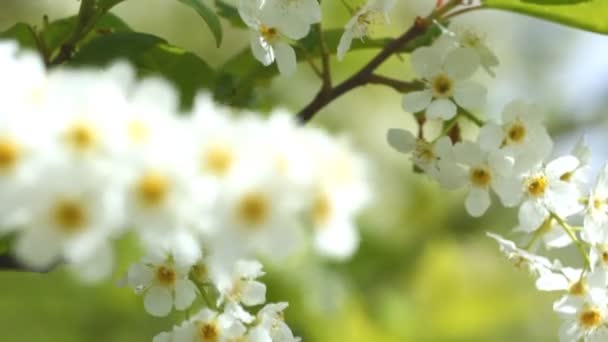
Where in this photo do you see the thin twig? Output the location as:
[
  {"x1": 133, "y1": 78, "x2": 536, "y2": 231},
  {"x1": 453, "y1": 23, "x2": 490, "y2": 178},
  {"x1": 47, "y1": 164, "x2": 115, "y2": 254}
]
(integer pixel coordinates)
[{"x1": 367, "y1": 74, "x2": 423, "y2": 93}]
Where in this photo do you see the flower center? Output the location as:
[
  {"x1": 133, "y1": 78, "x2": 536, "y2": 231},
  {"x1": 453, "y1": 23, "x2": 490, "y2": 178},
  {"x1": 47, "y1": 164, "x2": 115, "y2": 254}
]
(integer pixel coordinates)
[
  {"x1": 431, "y1": 74, "x2": 453, "y2": 98},
  {"x1": 505, "y1": 121, "x2": 526, "y2": 144},
  {"x1": 127, "y1": 119, "x2": 149, "y2": 145},
  {"x1": 414, "y1": 140, "x2": 436, "y2": 164},
  {"x1": 197, "y1": 321, "x2": 219, "y2": 342},
  {"x1": 469, "y1": 166, "x2": 492, "y2": 188},
  {"x1": 569, "y1": 280, "x2": 588, "y2": 296},
  {"x1": 0, "y1": 137, "x2": 21, "y2": 173},
  {"x1": 135, "y1": 171, "x2": 169, "y2": 208},
  {"x1": 526, "y1": 175, "x2": 547, "y2": 197},
  {"x1": 312, "y1": 193, "x2": 332, "y2": 226},
  {"x1": 237, "y1": 191, "x2": 270, "y2": 227},
  {"x1": 593, "y1": 197, "x2": 605, "y2": 211},
  {"x1": 259, "y1": 25, "x2": 279, "y2": 42},
  {"x1": 579, "y1": 307, "x2": 602, "y2": 329},
  {"x1": 64, "y1": 121, "x2": 98, "y2": 152},
  {"x1": 53, "y1": 199, "x2": 88, "y2": 234},
  {"x1": 203, "y1": 144, "x2": 233, "y2": 177},
  {"x1": 602, "y1": 249, "x2": 608, "y2": 265},
  {"x1": 154, "y1": 265, "x2": 176, "y2": 287},
  {"x1": 191, "y1": 263, "x2": 209, "y2": 283}
]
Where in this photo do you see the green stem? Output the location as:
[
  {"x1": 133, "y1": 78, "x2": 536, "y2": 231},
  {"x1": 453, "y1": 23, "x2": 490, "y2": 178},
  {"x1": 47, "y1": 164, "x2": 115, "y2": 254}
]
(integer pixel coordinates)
[
  {"x1": 550, "y1": 211, "x2": 591, "y2": 269},
  {"x1": 459, "y1": 108, "x2": 484, "y2": 127}
]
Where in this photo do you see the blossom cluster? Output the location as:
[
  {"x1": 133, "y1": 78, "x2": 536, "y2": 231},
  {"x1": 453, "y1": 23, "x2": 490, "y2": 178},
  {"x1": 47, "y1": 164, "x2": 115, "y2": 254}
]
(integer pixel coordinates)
[
  {"x1": 238, "y1": 0, "x2": 397, "y2": 74},
  {"x1": 0, "y1": 40, "x2": 371, "y2": 341},
  {"x1": 388, "y1": 28, "x2": 608, "y2": 342}
]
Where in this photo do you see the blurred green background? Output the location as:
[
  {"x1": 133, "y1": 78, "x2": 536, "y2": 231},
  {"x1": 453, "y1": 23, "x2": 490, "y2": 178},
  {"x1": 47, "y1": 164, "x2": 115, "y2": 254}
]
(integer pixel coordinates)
[{"x1": 2, "y1": 0, "x2": 608, "y2": 341}]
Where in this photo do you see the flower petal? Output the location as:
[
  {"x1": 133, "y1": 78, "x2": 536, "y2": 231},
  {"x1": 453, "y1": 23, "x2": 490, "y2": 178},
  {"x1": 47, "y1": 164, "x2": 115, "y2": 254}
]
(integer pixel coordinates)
[
  {"x1": 444, "y1": 47, "x2": 480, "y2": 80},
  {"x1": 426, "y1": 98, "x2": 456, "y2": 120},
  {"x1": 241, "y1": 280, "x2": 267, "y2": 306},
  {"x1": 274, "y1": 41, "x2": 297, "y2": 75},
  {"x1": 386, "y1": 128, "x2": 416, "y2": 153},
  {"x1": 144, "y1": 286, "x2": 173, "y2": 317},
  {"x1": 411, "y1": 47, "x2": 442, "y2": 79},
  {"x1": 174, "y1": 279, "x2": 198, "y2": 310},
  {"x1": 453, "y1": 81, "x2": 486, "y2": 110},
  {"x1": 465, "y1": 187, "x2": 491, "y2": 217},
  {"x1": 401, "y1": 90, "x2": 432, "y2": 113}
]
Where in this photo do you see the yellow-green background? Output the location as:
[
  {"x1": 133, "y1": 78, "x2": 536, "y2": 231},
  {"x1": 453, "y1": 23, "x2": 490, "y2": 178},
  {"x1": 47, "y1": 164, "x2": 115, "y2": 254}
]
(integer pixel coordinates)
[{"x1": 2, "y1": 0, "x2": 607, "y2": 341}]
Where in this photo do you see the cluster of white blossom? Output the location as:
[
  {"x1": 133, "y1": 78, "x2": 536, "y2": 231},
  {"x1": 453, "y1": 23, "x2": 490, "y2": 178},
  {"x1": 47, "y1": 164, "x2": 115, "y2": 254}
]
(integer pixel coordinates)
[
  {"x1": 0, "y1": 40, "x2": 371, "y2": 341},
  {"x1": 238, "y1": 0, "x2": 397, "y2": 74},
  {"x1": 388, "y1": 27, "x2": 608, "y2": 342}
]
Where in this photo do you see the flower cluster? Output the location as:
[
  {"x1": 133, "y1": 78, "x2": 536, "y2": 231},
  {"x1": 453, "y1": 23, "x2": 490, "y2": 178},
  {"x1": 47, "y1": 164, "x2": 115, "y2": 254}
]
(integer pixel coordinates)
[
  {"x1": 238, "y1": 0, "x2": 397, "y2": 74},
  {"x1": 388, "y1": 27, "x2": 608, "y2": 342},
  {"x1": 0, "y1": 40, "x2": 371, "y2": 340}
]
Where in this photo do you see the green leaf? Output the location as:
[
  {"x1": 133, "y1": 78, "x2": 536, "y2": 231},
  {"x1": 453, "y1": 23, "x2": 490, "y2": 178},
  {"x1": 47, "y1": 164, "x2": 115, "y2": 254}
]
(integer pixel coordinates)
[
  {"x1": 0, "y1": 23, "x2": 39, "y2": 51},
  {"x1": 70, "y1": 31, "x2": 216, "y2": 109},
  {"x1": 41, "y1": 12, "x2": 132, "y2": 56},
  {"x1": 483, "y1": 0, "x2": 608, "y2": 34},
  {"x1": 177, "y1": 0, "x2": 223, "y2": 47},
  {"x1": 215, "y1": 0, "x2": 247, "y2": 28}
]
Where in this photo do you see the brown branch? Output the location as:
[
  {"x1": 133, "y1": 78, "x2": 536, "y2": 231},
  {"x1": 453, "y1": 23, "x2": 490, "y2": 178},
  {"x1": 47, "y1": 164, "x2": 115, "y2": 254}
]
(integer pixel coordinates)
[
  {"x1": 297, "y1": 17, "x2": 429, "y2": 123},
  {"x1": 367, "y1": 74, "x2": 424, "y2": 93}
]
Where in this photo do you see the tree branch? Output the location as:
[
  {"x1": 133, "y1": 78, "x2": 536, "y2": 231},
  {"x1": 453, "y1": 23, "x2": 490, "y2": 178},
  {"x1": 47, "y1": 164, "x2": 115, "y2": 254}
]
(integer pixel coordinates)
[{"x1": 297, "y1": 17, "x2": 429, "y2": 123}]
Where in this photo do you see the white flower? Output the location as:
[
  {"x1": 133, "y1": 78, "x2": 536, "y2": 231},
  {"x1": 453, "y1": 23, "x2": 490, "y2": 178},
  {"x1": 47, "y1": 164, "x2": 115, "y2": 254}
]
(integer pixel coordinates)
[
  {"x1": 214, "y1": 259, "x2": 267, "y2": 315},
  {"x1": 486, "y1": 232, "x2": 555, "y2": 277},
  {"x1": 172, "y1": 308, "x2": 247, "y2": 342},
  {"x1": 259, "y1": 0, "x2": 321, "y2": 37},
  {"x1": 249, "y1": 302, "x2": 300, "y2": 342},
  {"x1": 337, "y1": 0, "x2": 396, "y2": 60},
  {"x1": 555, "y1": 282, "x2": 608, "y2": 342},
  {"x1": 437, "y1": 140, "x2": 515, "y2": 217},
  {"x1": 478, "y1": 100, "x2": 553, "y2": 173},
  {"x1": 584, "y1": 163, "x2": 608, "y2": 239},
  {"x1": 127, "y1": 249, "x2": 198, "y2": 317},
  {"x1": 208, "y1": 162, "x2": 304, "y2": 261},
  {"x1": 435, "y1": 28, "x2": 499, "y2": 77},
  {"x1": 307, "y1": 185, "x2": 360, "y2": 260},
  {"x1": 402, "y1": 46, "x2": 485, "y2": 120},
  {"x1": 387, "y1": 128, "x2": 455, "y2": 180},
  {"x1": 512, "y1": 156, "x2": 584, "y2": 233},
  {"x1": 239, "y1": 0, "x2": 306, "y2": 75},
  {"x1": 13, "y1": 164, "x2": 120, "y2": 274}
]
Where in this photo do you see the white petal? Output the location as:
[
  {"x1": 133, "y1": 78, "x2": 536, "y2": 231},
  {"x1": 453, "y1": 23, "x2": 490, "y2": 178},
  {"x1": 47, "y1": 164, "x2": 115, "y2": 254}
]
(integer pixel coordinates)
[
  {"x1": 453, "y1": 81, "x2": 486, "y2": 110},
  {"x1": 492, "y1": 176, "x2": 523, "y2": 207},
  {"x1": 478, "y1": 123, "x2": 504, "y2": 152},
  {"x1": 535, "y1": 272, "x2": 569, "y2": 291},
  {"x1": 144, "y1": 286, "x2": 173, "y2": 317},
  {"x1": 465, "y1": 188, "x2": 491, "y2": 217},
  {"x1": 174, "y1": 279, "x2": 198, "y2": 310},
  {"x1": 426, "y1": 98, "x2": 457, "y2": 120},
  {"x1": 453, "y1": 141, "x2": 483, "y2": 166},
  {"x1": 152, "y1": 332, "x2": 173, "y2": 342},
  {"x1": 14, "y1": 228, "x2": 62, "y2": 270},
  {"x1": 546, "y1": 155, "x2": 579, "y2": 180},
  {"x1": 401, "y1": 90, "x2": 432, "y2": 113},
  {"x1": 314, "y1": 220, "x2": 359, "y2": 260},
  {"x1": 444, "y1": 47, "x2": 480, "y2": 80},
  {"x1": 518, "y1": 200, "x2": 548, "y2": 232},
  {"x1": 241, "y1": 281, "x2": 267, "y2": 306},
  {"x1": 274, "y1": 41, "x2": 297, "y2": 75},
  {"x1": 236, "y1": 259, "x2": 264, "y2": 279},
  {"x1": 250, "y1": 33, "x2": 274, "y2": 66},
  {"x1": 411, "y1": 47, "x2": 442, "y2": 79},
  {"x1": 337, "y1": 29, "x2": 354, "y2": 61},
  {"x1": 386, "y1": 128, "x2": 416, "y2": 153}
]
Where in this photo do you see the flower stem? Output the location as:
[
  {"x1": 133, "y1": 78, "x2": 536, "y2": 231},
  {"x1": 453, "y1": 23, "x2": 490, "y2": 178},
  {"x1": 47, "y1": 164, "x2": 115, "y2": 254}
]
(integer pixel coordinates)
[{"x1": 550, "y1": 212, "x2": 591, "y2": 269}]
